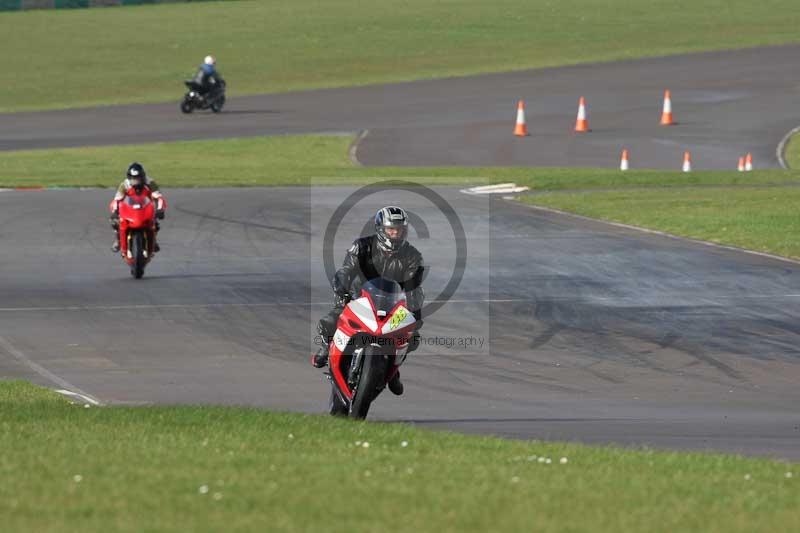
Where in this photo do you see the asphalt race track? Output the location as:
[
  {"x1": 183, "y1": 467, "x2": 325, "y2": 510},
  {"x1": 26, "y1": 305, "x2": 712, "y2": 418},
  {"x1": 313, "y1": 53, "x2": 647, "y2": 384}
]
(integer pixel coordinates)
[
  {"x1": 2, "y1": 187, "x2": 800, "y2": 458},
  {"x1": 2, "y1": 45, "x2": 800, "y2": 170},
  {"x1": 2, "y1": 47, "x2": 800, "y2": 459}
]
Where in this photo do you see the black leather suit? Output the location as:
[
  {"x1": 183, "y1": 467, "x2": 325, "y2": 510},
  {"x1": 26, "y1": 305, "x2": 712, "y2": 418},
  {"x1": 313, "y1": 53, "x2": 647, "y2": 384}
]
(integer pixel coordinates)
[
  {"x1": 318, "y1": 235, "x2": 425, "y2": 345},
  {"x1": 192, "y1": 65, "x2": 225, "y2": 97}
]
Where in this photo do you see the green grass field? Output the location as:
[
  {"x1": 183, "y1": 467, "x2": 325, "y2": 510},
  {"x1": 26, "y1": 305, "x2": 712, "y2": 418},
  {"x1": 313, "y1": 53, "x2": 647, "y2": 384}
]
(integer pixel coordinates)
[
  {"x1": 2, "y1": 0, "x2": 800, "y2": 111},
  {"x1": 0, "y1": 135, "x2": 360, "y2": 187},
  {"x1": 3, "y1": 133, "x2": 800, "y2": 261},
  {"x1": 4, "y1": 3, "x2": 800, "y2": 530},
  {"x1": 2, "y1": 381, "x2": 798, "y2": 533},
  {"x1": 3, "y1": 133, "x2": 800, "y2": 189},
  {"x1": 519, "y1": 186, "x2": 800, "y2": 260}
]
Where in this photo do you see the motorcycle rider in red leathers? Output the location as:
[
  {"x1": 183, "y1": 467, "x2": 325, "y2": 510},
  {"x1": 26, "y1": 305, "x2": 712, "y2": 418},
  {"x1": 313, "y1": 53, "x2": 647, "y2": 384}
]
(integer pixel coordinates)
[
  {"x1": 312, "y1": 206, "x2": 425, "y2": 396},
  {"x1": 109, "y1": 162, "x2": 167, "y2": 253}
]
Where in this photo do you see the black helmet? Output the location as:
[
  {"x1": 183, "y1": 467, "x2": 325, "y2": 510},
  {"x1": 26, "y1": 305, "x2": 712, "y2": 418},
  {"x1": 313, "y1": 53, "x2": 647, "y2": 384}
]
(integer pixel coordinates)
[
  {"x1": 126, "y1": 162, "x2": 146, "y2": 188},
  {"x1": 374, "y1": 206, "x2": 408, "y2": 253}
]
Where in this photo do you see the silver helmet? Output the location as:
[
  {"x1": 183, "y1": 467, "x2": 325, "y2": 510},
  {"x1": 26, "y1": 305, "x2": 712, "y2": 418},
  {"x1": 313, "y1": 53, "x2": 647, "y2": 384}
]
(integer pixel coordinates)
[{"x1": 374, "y1": 206, "x2": 408, "y2": 253}]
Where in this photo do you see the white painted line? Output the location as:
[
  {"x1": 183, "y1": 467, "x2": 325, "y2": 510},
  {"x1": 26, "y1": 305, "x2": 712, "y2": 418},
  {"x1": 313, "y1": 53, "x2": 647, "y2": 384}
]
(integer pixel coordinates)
[
  {"x1": 462, "y1": 183, "x2": 530, "y2": 195},
  {"x1": 477, "y1": 187, "x2": 530, "y2": 194},
  {"x1": 0, "y1": 298, "x2": 529, "y2": 313},
  {"x1": 55, "y1": 389, "x2": 101, "y2": 406},
  {"x1": 776, "y1": 125, "x2": 800, "y2": 170},
  {"x1": 0, "y1": 335, "x2": 102, "y2": 405},
  {"x1": 468, "y1": 183, "x2": 519, "y2": 191},
  {"x1": 0, "y1": 187, "x2": 110, "y2": 193},
  {"x1": 2, "y1": 291, "x2": 800, "y2": 315},
  {"x1": 516, "y1": 201, "x2": 800, "y2": 267}
]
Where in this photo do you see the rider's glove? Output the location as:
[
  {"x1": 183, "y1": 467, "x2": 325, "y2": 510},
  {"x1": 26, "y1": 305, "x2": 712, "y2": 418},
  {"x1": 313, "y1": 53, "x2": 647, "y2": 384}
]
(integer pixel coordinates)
[
  {"x1": 156, "y1": 210, "x2": 165, "y2": 220},
  {"x1": 334, "y1": 292, "x2": 351, "y2": 308}
]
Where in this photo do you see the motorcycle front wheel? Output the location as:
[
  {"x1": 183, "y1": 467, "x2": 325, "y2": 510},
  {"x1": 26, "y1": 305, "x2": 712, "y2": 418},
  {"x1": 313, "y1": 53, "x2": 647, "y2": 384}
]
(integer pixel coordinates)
[
  {"x1": 349, "y1": 345, "x2": 389, "y2": 420},
  {"x1": 129, "y1": 232, "x2": 147, "y2": 279}
]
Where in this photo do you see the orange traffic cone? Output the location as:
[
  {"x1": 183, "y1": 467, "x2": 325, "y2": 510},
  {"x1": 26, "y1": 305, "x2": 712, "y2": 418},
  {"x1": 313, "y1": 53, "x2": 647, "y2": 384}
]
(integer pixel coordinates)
[
  {"x1": 682, "y1": 151, "x2": 692, "y2": 172},
  {"x1": 660, "y1": 90, "x2": 675, "y2": 126},
  {"x1": 514, "y1": 100, "x2": 529, "y2": 137},
  {"x1": 620, "y1": 149, "x2": 630, "y2": 171},
  {"x1": 745, "y1": 153, "x2": 753, "y2": 171},
  {"x1": 737, "y1": 156, "x2": 745, "y2": 172},
  {"x1": 574, "y1": 97, "x2": 590, "y2": 132}
]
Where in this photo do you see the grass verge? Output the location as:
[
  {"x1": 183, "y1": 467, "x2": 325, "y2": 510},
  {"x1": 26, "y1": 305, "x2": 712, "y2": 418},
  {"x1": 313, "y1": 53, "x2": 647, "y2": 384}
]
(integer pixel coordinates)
[
  {"x1": 1, "y1": 381, "x2": 797, "y2": 533},
  {"x1": 5, "y1": 133, "x2": 800, "y2": 262},
  {"x1": 3, "y1": 0, "x2": 800, "y2": 111},
  {"x1": 519, "y1": 186, "x2": 800, "y2": 260},
  {"x1": 3, "y1": 134, "x2": 800, "y2": 190}
]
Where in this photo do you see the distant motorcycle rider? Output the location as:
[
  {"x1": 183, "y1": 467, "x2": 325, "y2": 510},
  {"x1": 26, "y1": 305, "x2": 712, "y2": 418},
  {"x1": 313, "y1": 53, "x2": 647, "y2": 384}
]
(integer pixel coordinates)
[
  {"x1": 109, "y1": 162, "x2": 166, "y2": 253},
  {"x1": 191, "y1": 55, "x2": 225, "y2": 100},
  {"x1": 312, "y1": 206, "x2": 425, "y2": 396}
]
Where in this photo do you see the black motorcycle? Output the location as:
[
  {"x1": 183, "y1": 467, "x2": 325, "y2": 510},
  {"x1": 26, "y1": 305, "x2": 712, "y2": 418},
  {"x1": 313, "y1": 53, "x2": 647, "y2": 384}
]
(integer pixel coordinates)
[{"x1": 180, "y1": 80, "x2": 226, "y2": 114}]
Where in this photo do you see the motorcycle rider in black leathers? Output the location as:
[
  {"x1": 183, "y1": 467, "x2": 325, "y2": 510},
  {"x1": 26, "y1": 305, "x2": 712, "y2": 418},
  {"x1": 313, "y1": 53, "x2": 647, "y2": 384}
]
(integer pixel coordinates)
[
  {"x1": 191, "y1": 55, "x2": 225, "y2": 101},
  {"x1": 312, "y1": 206, "x2": 425, "y2": 396}
]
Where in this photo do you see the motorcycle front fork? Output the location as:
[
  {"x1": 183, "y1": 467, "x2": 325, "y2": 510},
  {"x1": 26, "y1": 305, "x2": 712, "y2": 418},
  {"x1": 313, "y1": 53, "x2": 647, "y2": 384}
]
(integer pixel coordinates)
[{"x1": 347, "y1": 348, "x2": 364, "y2": 389}]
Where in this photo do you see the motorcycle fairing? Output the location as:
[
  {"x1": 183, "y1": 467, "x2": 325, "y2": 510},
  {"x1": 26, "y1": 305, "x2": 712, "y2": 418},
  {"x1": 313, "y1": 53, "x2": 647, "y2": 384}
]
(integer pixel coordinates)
[
  {"x1": 328, "y1": 287, "x2": 416, "y2": 401},
  {"x1": 348, "y1": 296, "x2": 378, "y2": 332},
  {"x1": 118, "y1": 190, "x2": 156, "y2": 263},
  {"x1": 381, "y1": 304, "x2": 415, "y2": 335}
]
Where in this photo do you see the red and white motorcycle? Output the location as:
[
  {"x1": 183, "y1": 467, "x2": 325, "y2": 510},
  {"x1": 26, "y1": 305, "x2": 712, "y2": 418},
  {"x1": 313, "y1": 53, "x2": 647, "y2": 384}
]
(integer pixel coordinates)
[{"x1": 325, "y1": 278, "x2": 417, "y2": 419}]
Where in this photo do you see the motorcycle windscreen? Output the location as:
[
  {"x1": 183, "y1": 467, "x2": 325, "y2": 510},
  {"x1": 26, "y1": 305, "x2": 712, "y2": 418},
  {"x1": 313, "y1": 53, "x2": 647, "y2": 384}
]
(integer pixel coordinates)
[
  {"x1": 119, "y1": 195, "x2": 155, "y2": 228},
  {"x1": 123, "y1": 195, "x2": 152, "y2": 209},
  {"x1": 361, "y1": 278, "x2": 405, "y2": 316}
]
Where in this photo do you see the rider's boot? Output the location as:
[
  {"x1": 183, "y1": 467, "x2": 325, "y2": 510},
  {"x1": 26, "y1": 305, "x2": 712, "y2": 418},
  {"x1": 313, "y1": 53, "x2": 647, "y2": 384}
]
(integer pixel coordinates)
[
  {"x1": 110, "y1": 211, "x2": 121, "y2": 253},
  {"x1": 311, "y1": 344, "x2": 329, "y2": 368},
  {"x1": 153, "y1": 222, "x2": 161, "y2": 253},
  {"x1": 111, "y1": 229, "x2": 120, "y2": 253},
  {"x1": 387, "y1": 370, "x2": 404, "y2": 396}
]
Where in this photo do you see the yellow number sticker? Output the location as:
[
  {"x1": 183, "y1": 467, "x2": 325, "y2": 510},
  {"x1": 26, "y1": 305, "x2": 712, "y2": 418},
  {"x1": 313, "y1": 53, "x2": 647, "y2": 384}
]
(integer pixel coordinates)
[{"x1": 389, "y1": 306, "x2": 408, "y2": 330}]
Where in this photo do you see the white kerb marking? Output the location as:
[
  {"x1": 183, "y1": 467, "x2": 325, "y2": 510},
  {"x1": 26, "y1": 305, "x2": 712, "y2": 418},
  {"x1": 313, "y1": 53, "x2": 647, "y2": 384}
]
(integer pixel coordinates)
[
  {"x1": 55, "y1": 389, "x2": 101, "y2": 406},
  {"x1": 462, "y1": 183, "x2": 530, "y2": 195},
  {"x1": 0, "y1": 335, "x2": 102, "y2": 405}
]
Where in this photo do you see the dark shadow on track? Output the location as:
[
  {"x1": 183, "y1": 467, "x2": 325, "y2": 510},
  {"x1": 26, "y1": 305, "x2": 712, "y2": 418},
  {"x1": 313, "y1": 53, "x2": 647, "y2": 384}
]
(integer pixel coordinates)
[
  {"x1": 145, "y1": 272, "x2": 273, "y2": 280},
  {"x1": 220, "y1": 110, "x2": 282, "y2": 115},
  {"x1": 400, "y1": 417, "x2": 626, "y2": 424},
  {"x1": 175, "y1": 206, "x2": 311, "y2": 237}
]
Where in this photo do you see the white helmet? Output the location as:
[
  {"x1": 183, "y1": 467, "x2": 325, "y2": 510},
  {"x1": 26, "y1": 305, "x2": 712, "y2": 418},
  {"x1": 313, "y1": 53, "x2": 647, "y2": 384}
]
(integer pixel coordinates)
[{"x1": 204, "y1": 55, "x2": 216, "y2": 66}]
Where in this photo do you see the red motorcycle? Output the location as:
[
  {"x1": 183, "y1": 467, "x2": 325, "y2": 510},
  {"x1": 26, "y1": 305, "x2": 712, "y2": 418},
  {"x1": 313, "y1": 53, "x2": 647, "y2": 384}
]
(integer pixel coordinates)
[
  {"x1": 114, "y1": 189, "x2": 158, "y2": 279},
  {"x1": 325, "y1": 278, "x2": 417, "y2": 419}
]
